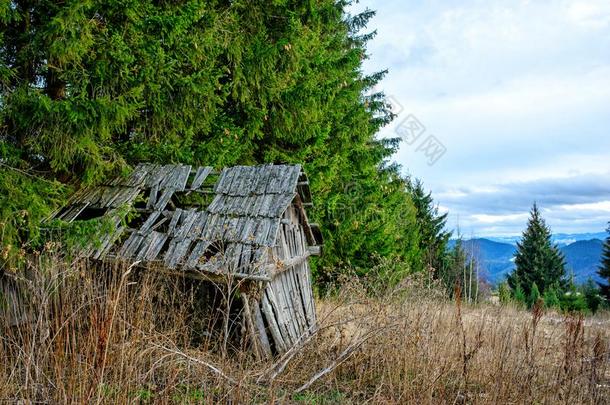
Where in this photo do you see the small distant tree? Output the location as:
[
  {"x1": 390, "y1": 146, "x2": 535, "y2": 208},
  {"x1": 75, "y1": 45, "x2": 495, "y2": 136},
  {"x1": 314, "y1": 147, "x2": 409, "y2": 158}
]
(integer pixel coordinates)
[
  {"x1": 560, "y1": 285, "x2": 588, "y2": 313},
  {"x1": 543, "y1": 286, "x2": 560, "y2": 309},
  {"x1": 438, "y1": 238, "x2": 466, "y2": 298},
  {"x1": 582, "y1": 278, "x2": 602, "y2": 314},
  {"x1": 513, "y1": 283, "x2": 526, "y2": 305},
  {"x1": 528, "y1": 282, "x2": 541, "y2": 309},
  {"x1": 598, "y1": 223, "x2": 610, "y2": 301},
  {"x1": 498, "y1": 281, "x2": 511, "y2": 304},
  {"x1": 508, "y1": 203, "x2": 567, "y2": 297},
  {"x1": 439, "y1": 238, "x2": 481, "y2": 302}
]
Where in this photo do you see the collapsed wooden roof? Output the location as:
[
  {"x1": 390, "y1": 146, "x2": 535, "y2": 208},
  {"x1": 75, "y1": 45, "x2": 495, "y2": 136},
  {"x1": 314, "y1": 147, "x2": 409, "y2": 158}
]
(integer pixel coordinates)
[{"x1": 52, "y1": 163, "x2": 322, "y2": 280}]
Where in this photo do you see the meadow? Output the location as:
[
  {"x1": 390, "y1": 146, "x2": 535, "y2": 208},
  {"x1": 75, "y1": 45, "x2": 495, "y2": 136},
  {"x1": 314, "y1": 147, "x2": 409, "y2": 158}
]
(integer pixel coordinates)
[{"x1": 1, "y1": 259, "x2": 609, "y2": 404}]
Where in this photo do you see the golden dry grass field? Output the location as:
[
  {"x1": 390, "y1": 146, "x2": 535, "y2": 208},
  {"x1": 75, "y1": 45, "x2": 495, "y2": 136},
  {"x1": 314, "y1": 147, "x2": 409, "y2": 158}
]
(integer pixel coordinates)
[{"x1": 1, "y1": 260, "x2": 609, "y2": 404}]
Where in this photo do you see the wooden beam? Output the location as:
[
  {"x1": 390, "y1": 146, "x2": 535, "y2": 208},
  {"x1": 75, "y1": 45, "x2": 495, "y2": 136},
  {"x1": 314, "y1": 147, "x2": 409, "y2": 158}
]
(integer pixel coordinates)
[
  {"x1": 241, "y1": 293, "x2": 269, "y2": 360},
  {"x1": 187, "y1": 189, "x2": 216, "y2": 195},
  {"x1": 266, "y1": 251, "x2": 311, "y2": 278},
  {"x1": 307, "y1": 246, "x2": 321, "y2": 256},
  {"x1": 102, "y1": 256, "x2": 272, "y2": 283},
  {"x1": 260, "y1": 290, "x2": 287, "y2": 353}
]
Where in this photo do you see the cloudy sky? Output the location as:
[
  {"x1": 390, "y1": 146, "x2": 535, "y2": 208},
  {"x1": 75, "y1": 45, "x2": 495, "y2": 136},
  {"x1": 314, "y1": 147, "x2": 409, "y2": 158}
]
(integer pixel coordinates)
[{"x1": 351, "y1": 0, "x2": 610, "y2": 237}]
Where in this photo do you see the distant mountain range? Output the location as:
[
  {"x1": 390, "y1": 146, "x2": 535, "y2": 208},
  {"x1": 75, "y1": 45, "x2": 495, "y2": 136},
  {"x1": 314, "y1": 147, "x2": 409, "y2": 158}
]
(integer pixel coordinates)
[
  {"x1": 486, "y1": 232, "x2": 608, "y2": 246},
  {"x1": 450, "y1": 233, "x2": 607, "y2": 286}
]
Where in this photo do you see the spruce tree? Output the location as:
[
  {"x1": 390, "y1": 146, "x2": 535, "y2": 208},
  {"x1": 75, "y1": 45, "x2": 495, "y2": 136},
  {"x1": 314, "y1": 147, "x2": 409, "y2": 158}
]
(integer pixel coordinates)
[
  {"x1": 498, "y1": 281, "x2": 511, "y2": 304},
  {"x1": 560, "y1": 284, "x2": 588, "y2": 312},
  {"x1": 543, "y1": 286, "x2": 560, "y2": 309},
  {"x1": 508, "y1": 203, "x2": 567, "y2": 297},
  {"x1": 407, "y1": 178, "x2": 451, "y2": 273},
  {"x1": 0, "y1": 1, "x2": 423, "y2": 278},
  {"x1": 528, "y1": 282, "x2": 540, "y2": 309},
  {"x1": 582, "y1": 278, "x2": 602, "y2": 313},
  {"x1": 598, "y1": 223, "x2": 610, "y2": 301},
  {"x1": 513, "y1": 283, "x2": 526, "y2": 306},
  {"x1": 438, "y1": 238, "x2": 466, "y2": 298}
]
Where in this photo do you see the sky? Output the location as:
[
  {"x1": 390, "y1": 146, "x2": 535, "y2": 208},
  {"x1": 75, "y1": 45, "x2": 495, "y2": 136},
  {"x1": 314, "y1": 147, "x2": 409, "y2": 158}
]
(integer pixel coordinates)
[{"x1": 350, "y1": 0, "x2": 610, "y2": 237}]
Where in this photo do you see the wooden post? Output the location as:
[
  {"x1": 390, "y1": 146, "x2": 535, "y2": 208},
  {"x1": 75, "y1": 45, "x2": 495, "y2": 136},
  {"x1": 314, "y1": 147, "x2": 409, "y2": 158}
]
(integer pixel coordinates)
[
  {"x1": 241, "y1": 292, "x2": 271, "y2": 359},
  {"x1": 251, "y1": 298, "x2": 272, "y2": 358},
  {"x1": 241, "y1": 292, "x2": 258, "y2": 356}
]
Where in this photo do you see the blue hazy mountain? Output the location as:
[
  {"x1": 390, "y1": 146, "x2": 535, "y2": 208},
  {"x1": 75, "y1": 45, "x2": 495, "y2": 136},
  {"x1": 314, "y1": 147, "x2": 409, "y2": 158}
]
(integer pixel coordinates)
[
  {"x1": 561, "y1": 239, "x2": 604, "y2": 284},
  {"x1": 450, "y1": 237, "x2": 605, "y2": 285},
  {"x1": 486, "y1": 232, "x2": 607, "y2": 246}
]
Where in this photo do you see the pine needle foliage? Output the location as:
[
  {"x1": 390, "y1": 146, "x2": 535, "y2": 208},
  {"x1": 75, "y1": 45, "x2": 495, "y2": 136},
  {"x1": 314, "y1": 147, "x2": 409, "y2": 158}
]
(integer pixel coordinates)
[
  {"x1": 598, "y1": 223, "x2": 610, "y2": 301},
  {"x1": 508, "y1": 203, "x2": 567, "y2": 297},
  {"x1": 406, "y1": 177, "x2": 451, "y2": 273},
  {"x1": 0, "y1": 1, "x2": 426, "y2": 280}
]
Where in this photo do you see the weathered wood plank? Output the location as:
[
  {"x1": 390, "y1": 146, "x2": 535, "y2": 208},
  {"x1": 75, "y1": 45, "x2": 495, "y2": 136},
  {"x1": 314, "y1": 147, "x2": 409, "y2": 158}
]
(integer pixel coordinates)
[
  {"x1": 154, "y1": 188, "x2": 175, "y2": 210},
  {"x1": 92, "y1": 226, "x2": 125, "y2": 260},
  {"x1": 110, "y1": 186, "x2": 141, "y2": 207},
  {"x1": 165, "y1": 238, "x2": 193, "y2": 269},
  {"x1": 135, "y1": 231, "x2": 158, "y2": 261},
  {"x1": 214, "y1": 167, "x2": 236, "y2": 194},
  {"x1": 147, "y1": 184, "x2": 159, "y2": 209},
  {"x1": 252, "y1": 298, "x2": 273, "y2": 357},
  {"x1": 110, "y1": 163, "x2": 148, "y2": 187},
  {"x1": 267, "y1": 251, "x2": 311, "y2": 278},
  {"x1": 155, "y1": 165, "x2": 174, "y2": 189},
  {"x1": 144, "y1": 232, "x2": 168, "y2": 261},
  {"x1": 293, "y1": 261, "x2": 314, "y2": 329},
  {"x1": 166, "y1": 209, "x2": 181, "y2": 236},
  {"x1": 242, "y1": 293, "x2": 271, "y2": 359},
  {"x1": 190, "y1": 166, "x2": 213, "y2": 190},
  {"x1": 144, "y1": 164, "x2": 162, "y2": 188},
  {"x1": 254, "y1": 166, "x2": 271, "y2": 194},
  {"x1": 184, "y1": 240, "x2": 211, "y2": 269},
  {"x1": 260, "y1": 290, "x2": 287, "y2": 353},
  {"x1": 120, "y1": 233, "x2": 143, "y2": 258},
  {"x1": 272, "y1": 273, "x2": 299, "y2": 344},
  {"x1": 270, "y1": 282, "x2": 296, "y2": 348},
  {"x1": 140, "y1": 211, "x2": 162, "y2": 232},
  {"x1": 295, "y1": 224, "x2": 316, "y2": 326},
  {"x1": 300, "y1": 262, "x2": 317, "y2": 327},
  {"x1": 174, "y1": 210, "x2": 199, "y2": 240},
  {"x1": 265, "y1": 283, "x2": 294, "y2": 347},
  {"x1": 188, "y1": 211, "x2": 207, "y2": 239},
  {"x1": 239, "y1": 244, "x2": 254, "y2": 274},
  {"x1": 60, "y1": 203, "x2": 89, "y2": 222},
  {"x1": 285, "y1": 266, "x2": 308, "y2": 335},
  {"x1": 175, "y1": 165, "x2": 192, "y2": 191}
]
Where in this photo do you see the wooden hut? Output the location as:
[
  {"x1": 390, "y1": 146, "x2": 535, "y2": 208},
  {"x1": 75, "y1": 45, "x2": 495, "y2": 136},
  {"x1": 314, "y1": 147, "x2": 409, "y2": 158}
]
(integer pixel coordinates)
[{"x1": 49, "y1": 163, "x2": 323, "y2": 356}]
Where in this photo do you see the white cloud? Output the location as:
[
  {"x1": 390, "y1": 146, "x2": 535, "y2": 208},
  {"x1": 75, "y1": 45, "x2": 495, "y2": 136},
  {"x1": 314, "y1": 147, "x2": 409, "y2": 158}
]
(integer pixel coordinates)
[
  {"x1": 471, "y1": 213, "x2": 529, "y2": 224},
  {"x1": 353, "y1": 0, "x2": 610, "y2": 235},
  {"x1": 558, "y1": 201, "x2": 610, "y2": 212},
  {"x1": 565, "y1": 0, "x2": 610, "y2": 29}
]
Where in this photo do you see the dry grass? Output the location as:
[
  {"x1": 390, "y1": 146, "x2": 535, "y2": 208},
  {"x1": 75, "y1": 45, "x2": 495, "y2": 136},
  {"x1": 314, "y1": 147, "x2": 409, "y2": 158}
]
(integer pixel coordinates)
[{"x1": 1, "y1": 259, "x2": 609, "y2": 404}]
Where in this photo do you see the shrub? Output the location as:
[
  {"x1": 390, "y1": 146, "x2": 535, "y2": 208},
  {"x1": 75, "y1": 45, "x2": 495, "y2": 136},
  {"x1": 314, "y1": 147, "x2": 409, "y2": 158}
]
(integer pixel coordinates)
[{"x1": 543, "y1": 287, "x2": 561, "y2": 309}]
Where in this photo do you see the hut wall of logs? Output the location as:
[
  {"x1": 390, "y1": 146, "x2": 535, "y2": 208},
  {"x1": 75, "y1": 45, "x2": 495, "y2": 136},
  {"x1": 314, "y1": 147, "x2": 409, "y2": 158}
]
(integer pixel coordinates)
[{"x1": 42, "y1": 163, "x2": 322, "y2": 356}]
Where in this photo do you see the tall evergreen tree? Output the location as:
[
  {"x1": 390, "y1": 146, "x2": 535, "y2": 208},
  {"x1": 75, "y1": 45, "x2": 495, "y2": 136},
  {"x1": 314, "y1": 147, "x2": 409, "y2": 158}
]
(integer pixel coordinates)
[
  {"x1": 438, "y1": 238, "x2": 466, "y2": 297},
  {"x1": 406, "y1": 178, "x2": 451, "y2": 274},
  {"x1": 0, "y1": 1, "x2": 423, "y2": 278},
  {"x1": 598, "y1": 223, "x2": 610, "y2": 301},
  {"x1": 508, "y1": 203, "x2": 567, "y2": 297}
]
